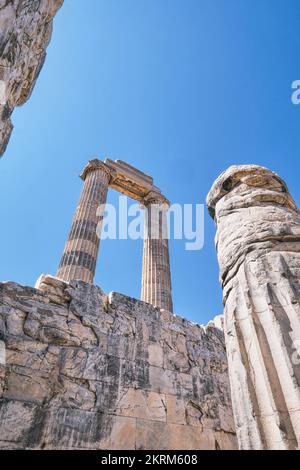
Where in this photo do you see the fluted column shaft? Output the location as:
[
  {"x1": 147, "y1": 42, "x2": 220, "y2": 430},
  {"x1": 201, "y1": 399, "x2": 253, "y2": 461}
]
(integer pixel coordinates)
[
  {"x1": 141, "y1": 193, "x2": 173, "y2": 312},
  {"x1": 56, "y1": 160, "x2": 111, "y2": 283},
  {"x1": 207, "y1": 165, "x2": 300, "y2": 450}
]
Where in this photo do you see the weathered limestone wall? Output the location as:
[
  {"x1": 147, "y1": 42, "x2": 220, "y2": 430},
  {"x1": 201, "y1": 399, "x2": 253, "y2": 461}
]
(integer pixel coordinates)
[
  {"x1": 207, "y1": 165, "x2": 300, "y2": 450},
  {"x1": 0, "y1": 0, "x2": 63, "y2": 155},
  {"x1": 0, "y1": 275, "x2": 237, "y2": 450}
]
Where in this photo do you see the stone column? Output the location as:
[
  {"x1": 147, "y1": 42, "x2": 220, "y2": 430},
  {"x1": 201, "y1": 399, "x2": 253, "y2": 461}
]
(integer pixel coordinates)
[
  {"x1": 207, "y1": 165, "x2": 300, "y2": 450},
  {"x1": 141, "y1": 191, "x2": 173, "y2": 312},
  {"x1": 56, "y1": 160, "x2": 111, "y2": 284}
]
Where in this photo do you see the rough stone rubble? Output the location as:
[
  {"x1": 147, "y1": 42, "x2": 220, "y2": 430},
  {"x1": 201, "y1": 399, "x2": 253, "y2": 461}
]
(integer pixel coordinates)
[
  {"x1": 0, "y1": 0, "x2": 63, "y2": 155},
  {"x1": 0, "y1": 275, "x2": 237, "y2": 449}
]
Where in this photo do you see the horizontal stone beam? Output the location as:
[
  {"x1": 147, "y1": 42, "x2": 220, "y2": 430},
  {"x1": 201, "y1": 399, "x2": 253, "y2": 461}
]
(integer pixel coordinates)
[{"x1": 104, "y1": 158, "x2": 161, "y2": 201}]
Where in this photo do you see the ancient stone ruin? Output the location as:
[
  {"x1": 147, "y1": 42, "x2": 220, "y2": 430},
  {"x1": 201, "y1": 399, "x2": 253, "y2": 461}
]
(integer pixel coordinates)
[
  {"x1": 207, "y1": 165, "x2": 300, "y2": 450},
  {"x1": 57, "y1": 159, "x2": 173, "y2": 312},
  {"x1": 1, "y1": 157, "x2": 300, "y2": 450},
  {"x1": 0, "y1": 159, "x2": 237, "y2": 450},
  {"x1": 1, "y1": 1, "x2": 300, "y2": 452}
]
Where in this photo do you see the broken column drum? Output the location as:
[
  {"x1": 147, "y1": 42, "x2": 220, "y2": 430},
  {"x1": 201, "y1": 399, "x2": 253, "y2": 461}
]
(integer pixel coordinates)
[{"x1": 207, "y1": 165, "x2": 300, "y2": 450}]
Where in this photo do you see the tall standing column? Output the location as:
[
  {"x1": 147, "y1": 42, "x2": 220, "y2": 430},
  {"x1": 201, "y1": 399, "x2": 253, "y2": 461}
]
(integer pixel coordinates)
[
  {"x1": 141, "y1": 191, "x2": 173, "y2": 312},
  {"x1": 207, "y1": 165, "x2": 300, "y2": 450},
  {"x1": 56, "y1": 160, "x2": 111, "y2": 284}
]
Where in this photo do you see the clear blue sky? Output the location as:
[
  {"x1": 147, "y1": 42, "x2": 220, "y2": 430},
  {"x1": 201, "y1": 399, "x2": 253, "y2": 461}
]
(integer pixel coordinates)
[{"x1": 1, "y1": 0, "x2": 300, "y2": 323}]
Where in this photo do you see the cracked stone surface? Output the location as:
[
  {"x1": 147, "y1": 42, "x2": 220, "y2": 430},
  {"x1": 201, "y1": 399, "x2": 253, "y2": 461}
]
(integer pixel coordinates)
[
  {"x1": 207, "y1": 165, "x2": 300, "y2": 450},
  {"x1": 0, "y1": 0, "x2": 63, "y2": 156},
  {"x1": 0, "y1": 275, "x2": 237, "y2": 449}
]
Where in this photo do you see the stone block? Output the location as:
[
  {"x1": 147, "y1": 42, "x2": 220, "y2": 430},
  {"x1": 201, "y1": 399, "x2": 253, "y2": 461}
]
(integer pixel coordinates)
[
  {"x1": 55, "y1": 377, "x2": 96, "y2": 411},
  {"x1": 166, "y1": 395, "x2": 186, "y2": 425},
  {"x1": 4, "y1": 365, "x2": 59, "y2": 404},
  {"x1": 115, "y1": 388, "x2": 166, "y2": 422},
  {"x1": 136, "y1": 419, "x2": 216, "y2": 450},
  {"x1": 0, "y1": 399, "x2": 39, "y2": 444},
  {"x1": 148, "y1": 342, "x2": 164, "y2": 368},
  {"x1": 100, "y1": 415, "x2": 136, "y2": 450},
  {"x1": 107, "y1": 333, "x2": 135, "y2": 360},
  {"x1": 40, "y1": 407, "x2": 107, "y2": 449},
  {"x1": 164, "y1": 346, "x2": 190, "y2": 373},
  {"x1": 215, "y1": 430, "x2": 238, "y2": 450}
]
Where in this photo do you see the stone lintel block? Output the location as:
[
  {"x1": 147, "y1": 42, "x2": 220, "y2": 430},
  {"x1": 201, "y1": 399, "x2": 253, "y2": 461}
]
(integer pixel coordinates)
[{"x1": 104, "y1": 158, "x2": 161, "y2": 201}]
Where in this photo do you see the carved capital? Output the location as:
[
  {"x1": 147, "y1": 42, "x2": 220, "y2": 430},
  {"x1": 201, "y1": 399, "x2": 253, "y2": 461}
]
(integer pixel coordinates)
[
  {"x1": 206, "y1": 164, "x2": 297, "y2": 219},
  {"x1": 80, "y1": 159, "x2": 112, "y2": 182},
  {"x1": 141, "y1": 191, "x2": 170, "y2": 208}
]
